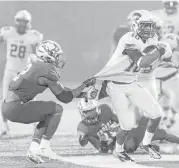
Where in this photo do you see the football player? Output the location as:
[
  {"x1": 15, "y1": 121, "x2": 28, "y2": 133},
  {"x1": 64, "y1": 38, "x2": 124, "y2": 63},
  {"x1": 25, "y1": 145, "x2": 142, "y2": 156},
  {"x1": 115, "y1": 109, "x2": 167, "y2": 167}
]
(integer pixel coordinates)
[
  {"x1": 77, "y1": 90, "x2": 179, "y2": 154},
  {"x1": 94, "y1": 12, "x2": 165, "y2": 162},
  {"x1": 153, "y1": 17, "x2": 179, "y2": 130},
  {"x1": 151, "y1": 0, "x2": 179, "y2": 35},
  {"x1": 0, "y1": 10, "x2": 43, "y2": 136},
  {"x1": 1, "y1": 40, "x2": 96, "y2": 163},
  {"x1": 151, "y1": 0, "x2": 179, "y2": 65}
]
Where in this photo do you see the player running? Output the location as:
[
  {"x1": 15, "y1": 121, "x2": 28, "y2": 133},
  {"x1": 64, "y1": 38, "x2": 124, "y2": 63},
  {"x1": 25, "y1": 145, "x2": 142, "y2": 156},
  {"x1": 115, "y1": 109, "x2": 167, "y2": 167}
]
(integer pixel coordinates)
[
  {"x1": 77, "y1": 94, "x2": 179, "y2": 154},
  {"x1": 94, "y1": 12, "x2": 165, "y2": 162},
  {"x1": 0, "y1": 10, "x2": 43, "y2": 136},
  {"x1": 1, "y1": 40, "x2": 96, "y2": 163}
]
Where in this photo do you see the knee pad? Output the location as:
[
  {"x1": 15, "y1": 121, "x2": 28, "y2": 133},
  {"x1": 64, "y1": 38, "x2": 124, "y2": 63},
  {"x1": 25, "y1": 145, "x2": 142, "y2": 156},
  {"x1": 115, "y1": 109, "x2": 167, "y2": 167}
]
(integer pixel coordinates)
[{"x1": 55, "y1": 104, "x2": 63, "y2": 115}]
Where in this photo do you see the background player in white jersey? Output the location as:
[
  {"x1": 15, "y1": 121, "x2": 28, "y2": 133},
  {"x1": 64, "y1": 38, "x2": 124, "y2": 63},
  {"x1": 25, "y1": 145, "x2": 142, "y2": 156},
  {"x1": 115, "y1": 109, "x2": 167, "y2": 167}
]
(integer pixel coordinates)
[
  {"x1": 151, "y1": 0, "x2": 179, "y2": 64},
  {"x1": 95, "y1": 13, "x2": 165, "y2": 162},
  {"x1": 0, "y1": 10, "x2": 43, "y2": 136},
  {"x1": 154, "y1": 17, "x2": 179, "y2": 129}
]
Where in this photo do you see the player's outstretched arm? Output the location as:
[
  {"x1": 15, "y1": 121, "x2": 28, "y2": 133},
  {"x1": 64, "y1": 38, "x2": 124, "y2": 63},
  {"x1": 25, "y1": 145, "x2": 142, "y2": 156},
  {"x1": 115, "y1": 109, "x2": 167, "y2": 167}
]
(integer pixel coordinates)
[{"x1": 38, "y1": 77, "x2": 96, "y2": 103}]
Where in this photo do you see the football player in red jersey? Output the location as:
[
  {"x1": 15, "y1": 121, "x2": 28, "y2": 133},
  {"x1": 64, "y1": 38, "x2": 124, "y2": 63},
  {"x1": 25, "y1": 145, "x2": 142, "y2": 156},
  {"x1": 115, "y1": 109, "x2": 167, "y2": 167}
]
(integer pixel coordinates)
[
  {"x1": 77, "y1": 86, "x2": 179, "y2": 154},
  {"x1": 1, "y1": 40, "x2": 96, "y2": 163}
]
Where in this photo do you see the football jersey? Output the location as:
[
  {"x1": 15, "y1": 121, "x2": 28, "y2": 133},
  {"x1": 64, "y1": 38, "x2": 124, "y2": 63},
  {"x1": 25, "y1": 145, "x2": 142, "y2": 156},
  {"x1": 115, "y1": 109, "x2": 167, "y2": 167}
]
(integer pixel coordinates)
[
  {"x1": 151, "y1": 10, "x2": 179, "y2": 35},
  {"x1": 0, "y1": 26, "x2": 43, "y2": 71},
  {"x1": 7, "y1": 58, "x2": 60, "y2": 103},
  {"x1": 77, "y1": 104, "x2": 118, "y2": 146}
]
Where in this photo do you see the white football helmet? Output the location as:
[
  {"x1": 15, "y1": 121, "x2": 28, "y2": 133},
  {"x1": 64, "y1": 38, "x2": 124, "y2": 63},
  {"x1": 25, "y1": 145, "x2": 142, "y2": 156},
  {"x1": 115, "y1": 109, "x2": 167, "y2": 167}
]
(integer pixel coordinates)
[
  {"x1": 78, "y1": 99, "x2": 100, "y2": 124},
  {"x1": 36, "y1": 40, "x2": 65, "y2": 69},
  {"x1": 127, "y1": 10, "x2": 150, "y2": 28},
  {"x1": 131, "y1": 12, "x2": 156, "y2": 39},
  {"x1": 15, "y1": 10, "x2": 32, "y2": 33}
]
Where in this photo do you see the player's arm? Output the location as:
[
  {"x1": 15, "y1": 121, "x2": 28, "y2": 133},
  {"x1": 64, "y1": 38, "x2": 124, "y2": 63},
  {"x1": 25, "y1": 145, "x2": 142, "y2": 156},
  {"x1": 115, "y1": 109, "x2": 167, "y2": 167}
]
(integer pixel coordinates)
[
  {"x1": 38, "y1": 76, "x2": 95, "y2": 104},
  {"x1": 98, "y1": 80, "x2": 108, "y2": 100}
]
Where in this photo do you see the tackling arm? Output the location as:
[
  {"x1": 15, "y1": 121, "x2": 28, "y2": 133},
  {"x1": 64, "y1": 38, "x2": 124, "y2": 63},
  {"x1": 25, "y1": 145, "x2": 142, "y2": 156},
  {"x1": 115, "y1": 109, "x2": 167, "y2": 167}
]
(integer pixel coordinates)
[{"x1": 38, "y1": 77, "x2": 95, "y2": 103}]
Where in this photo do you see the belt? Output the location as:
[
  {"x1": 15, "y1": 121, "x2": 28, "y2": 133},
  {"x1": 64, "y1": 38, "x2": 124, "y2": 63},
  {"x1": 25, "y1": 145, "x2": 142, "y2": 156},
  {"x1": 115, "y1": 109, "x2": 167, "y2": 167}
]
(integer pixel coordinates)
[{"x1": 112, "y1": 81, "x2": 132, "y2": 85}]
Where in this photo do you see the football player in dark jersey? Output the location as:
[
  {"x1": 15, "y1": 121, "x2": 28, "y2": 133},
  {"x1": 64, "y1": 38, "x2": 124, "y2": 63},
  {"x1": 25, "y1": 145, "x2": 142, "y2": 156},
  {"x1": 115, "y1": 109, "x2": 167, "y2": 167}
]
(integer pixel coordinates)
[
  {"x1": 1, "y1": 40, "x2": 96, "y2": 163},
  {"x1": 77, "y1": 84, "x2": 179, "y2": 154}
]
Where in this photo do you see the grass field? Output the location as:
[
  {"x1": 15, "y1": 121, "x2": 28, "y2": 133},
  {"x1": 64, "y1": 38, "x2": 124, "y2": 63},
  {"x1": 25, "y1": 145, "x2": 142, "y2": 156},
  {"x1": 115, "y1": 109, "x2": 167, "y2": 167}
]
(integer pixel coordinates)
[{"x1": 0, "y1": 85, "x2": 179, "y2": 168}]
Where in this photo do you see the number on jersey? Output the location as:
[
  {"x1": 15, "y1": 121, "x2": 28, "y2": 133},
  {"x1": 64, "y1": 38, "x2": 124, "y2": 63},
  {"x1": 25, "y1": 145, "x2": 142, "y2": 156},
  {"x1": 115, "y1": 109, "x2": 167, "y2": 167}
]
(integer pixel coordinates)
[
  {"x1": 13, "y1": 63, "x2": 32, "y2": 81},
  {"x1": 10, "y1": 44, "x2": 26, "y2": 58}
]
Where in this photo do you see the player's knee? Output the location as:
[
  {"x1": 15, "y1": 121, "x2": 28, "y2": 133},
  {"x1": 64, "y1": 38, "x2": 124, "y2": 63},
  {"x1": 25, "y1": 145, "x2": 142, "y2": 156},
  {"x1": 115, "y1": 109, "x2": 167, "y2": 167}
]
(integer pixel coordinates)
[
  {"x1": 55, "y1": 104, "x2": 63, "y2": 115},
  {"x1": 149, "y1": 106, "x2": 164, "y2": 119}
]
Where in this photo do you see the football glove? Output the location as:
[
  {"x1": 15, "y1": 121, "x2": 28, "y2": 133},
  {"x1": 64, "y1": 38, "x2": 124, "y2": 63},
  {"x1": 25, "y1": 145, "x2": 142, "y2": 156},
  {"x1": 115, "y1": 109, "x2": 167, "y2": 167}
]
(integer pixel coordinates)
[
  {"x1": 83, "y1": 77, "x2": 96, "y2": 87},
  {"x1": 78, "y1": 131, "x2": 88, "y2": 147}
]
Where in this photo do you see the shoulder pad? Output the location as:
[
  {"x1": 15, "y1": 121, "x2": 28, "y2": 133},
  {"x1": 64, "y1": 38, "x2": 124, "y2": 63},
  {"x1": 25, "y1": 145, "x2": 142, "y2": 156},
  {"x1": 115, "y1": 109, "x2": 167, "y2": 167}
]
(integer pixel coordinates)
[
  {"x1": 121, "y1": 32, "x2": 139, "y2": 50},
  {"x1": 0, "y1": 26, "x2": 14, "y2": 34},
  {"x1": 29, "y1": 29, "x2": 43, "y2": 40}
]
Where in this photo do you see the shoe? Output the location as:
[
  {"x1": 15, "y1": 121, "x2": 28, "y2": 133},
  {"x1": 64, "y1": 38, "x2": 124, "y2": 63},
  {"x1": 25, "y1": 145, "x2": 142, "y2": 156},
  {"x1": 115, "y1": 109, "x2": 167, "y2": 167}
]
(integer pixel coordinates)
[
  {"x1": 142, "y1": 144, "x2": 161, "y2": 159},
  {"x1": 38, "y1": 147, "x2": 62, "y2": 160},
  {"x1": 113, "y1": 150, "x2": 135, "y2": 162},
  {"x1": 27, "y1": 149, "x2": 44, "y2": 164}
]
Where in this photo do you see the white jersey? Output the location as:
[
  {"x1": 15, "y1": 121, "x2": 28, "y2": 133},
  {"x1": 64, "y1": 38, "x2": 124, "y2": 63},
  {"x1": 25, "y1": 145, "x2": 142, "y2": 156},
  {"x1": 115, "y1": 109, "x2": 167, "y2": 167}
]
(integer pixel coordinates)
[
  {"x1": 151, "y1": 10, "x2": 179, "y2": 35},
  {"x1": 0, "y1": 26, "x2": 43, "y2": 71},
  {"x1": 95, "y1": 32, "x2": 157, "y2": 83}
]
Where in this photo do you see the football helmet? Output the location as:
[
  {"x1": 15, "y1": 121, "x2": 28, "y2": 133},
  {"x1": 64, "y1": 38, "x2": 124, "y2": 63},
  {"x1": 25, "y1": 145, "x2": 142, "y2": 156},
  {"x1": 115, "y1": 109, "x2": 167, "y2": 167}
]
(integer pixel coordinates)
[
  {"x1": 127, "y1": 10, "x2": 150, "y2": 28},
  {"x1": 15, "y1": 10, "x2": 32, "y2": 34},
  {"x1": 78, "y1": 98, "x2": 101, "y2": 124},
  {"x1": 131, "y1": 12, "x2": 156, "y2": 39},
  {"x1": 162, "y1": 0, "x2": 178, "y2": 15},
  {"x1": 36, "y1": 40, "x2": 65, "y2": 69}
]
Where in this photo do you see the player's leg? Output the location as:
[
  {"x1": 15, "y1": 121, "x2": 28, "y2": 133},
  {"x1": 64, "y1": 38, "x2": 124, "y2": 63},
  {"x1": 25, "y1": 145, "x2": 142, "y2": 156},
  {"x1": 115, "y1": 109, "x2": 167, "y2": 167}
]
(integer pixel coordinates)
[
  {"x1": 152, "y1": 128, "x2": 179, "y2": 144},
  {"x1": 107, "y1": 82, "x2": 136, "y2": 161},
  {"x1": 2, "y1": 100, "x2": 63, "y2": 162},
  {"x1": 129, "y1": 82, "x2": 163, "y2": 159},
  {"x1": 0, "y1": 69, "x2": 17, "y2": 136}
]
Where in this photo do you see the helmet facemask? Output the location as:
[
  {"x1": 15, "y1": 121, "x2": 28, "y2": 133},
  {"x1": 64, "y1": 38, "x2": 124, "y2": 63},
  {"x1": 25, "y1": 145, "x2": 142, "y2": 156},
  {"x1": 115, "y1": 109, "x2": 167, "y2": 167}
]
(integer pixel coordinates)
[
  {"x1": 80, "y1": 107, "x2": 101, "y2": 124},
  {"x1": 137, "y1": 21, "x2": 156, "y2": 40}
]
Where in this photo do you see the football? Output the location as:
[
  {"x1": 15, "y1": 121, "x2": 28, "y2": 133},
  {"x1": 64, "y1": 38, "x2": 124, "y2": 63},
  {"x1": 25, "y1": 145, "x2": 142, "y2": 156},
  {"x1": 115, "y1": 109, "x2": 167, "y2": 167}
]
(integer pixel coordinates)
[{"x1": 142, "y1": 45, "x2": 158, "y2": 55}]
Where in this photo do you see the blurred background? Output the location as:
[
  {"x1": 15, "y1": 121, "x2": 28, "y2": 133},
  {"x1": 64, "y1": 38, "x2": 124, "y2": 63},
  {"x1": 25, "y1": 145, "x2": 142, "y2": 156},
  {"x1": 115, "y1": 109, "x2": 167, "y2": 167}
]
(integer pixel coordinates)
[{"x1": 0, "y1": 1, "x2": 162, "y2": 83}]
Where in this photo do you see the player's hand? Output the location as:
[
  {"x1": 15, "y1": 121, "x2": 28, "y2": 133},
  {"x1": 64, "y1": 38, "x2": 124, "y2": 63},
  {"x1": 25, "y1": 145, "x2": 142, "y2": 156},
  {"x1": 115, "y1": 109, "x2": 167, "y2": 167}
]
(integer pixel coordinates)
[
  {"x1": 79, "y1": 133, "x2": 88, "y2": 147},
  {"x1": 83, "y1": 77, "x2": 96, "y2": 87}
]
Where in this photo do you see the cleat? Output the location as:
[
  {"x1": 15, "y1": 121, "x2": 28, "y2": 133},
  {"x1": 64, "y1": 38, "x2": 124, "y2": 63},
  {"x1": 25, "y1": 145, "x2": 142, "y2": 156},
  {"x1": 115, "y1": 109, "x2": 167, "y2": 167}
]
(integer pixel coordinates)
[
  {"x1": 38, "y1": 147, "x2": 62, "y2": 161},
  {"x1": 27, "y1": 150, "x2": 44, "y2": 164},
  {"x1": 113, "y1": 150, "x2": 135, "y2": 162},
  {"x1": 142, "y1": 144, "x2": 161, "y2": 159}
]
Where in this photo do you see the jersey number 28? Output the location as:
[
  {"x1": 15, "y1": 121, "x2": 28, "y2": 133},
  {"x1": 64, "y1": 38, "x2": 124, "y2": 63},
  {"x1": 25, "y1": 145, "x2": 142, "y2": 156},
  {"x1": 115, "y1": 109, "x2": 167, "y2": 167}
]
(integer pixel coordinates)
[{"x1": 10, "y1": 44, "x2": 26, "y2": 58}]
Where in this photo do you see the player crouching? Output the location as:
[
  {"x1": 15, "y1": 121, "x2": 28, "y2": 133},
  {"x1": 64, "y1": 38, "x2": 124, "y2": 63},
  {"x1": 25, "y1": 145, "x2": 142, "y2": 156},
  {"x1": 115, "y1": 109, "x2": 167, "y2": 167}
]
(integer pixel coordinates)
[
  {"x1": 1, "y1": 40, "x2": 96, "y2": 163},
  {"x1": 77, "y1": 89, "x2": 179, "y2": 156}
]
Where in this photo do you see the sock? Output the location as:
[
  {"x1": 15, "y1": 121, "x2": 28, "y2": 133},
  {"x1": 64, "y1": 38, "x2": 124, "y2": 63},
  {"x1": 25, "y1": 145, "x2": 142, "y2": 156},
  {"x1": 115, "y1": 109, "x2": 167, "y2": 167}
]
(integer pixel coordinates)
[
  {"x1": 43, "y1": 113, "x2": 62, "y2": 140},
  {"x1": 40, "y1": 138, "x2": 50, "y2": 149},
  {"x1": 115, "y1": 142, "x2": 124, "y2": 153},
  {"x1": 142, "y1": 131, "x2": 154, "y2": 146},
  {"x1": 29, "y1": 140, "x2": 40, "y2": 151}
]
